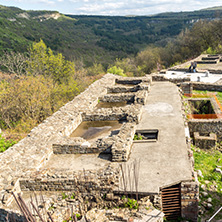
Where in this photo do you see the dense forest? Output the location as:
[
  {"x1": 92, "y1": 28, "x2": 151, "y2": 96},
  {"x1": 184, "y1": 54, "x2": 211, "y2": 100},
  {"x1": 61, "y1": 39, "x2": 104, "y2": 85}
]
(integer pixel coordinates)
[
  {"x1": 1, "y1": 5, "x2": 222, "y2": 146},
  {"x1": 0, "y1": 5, "x2": 222, "y2": 66}
]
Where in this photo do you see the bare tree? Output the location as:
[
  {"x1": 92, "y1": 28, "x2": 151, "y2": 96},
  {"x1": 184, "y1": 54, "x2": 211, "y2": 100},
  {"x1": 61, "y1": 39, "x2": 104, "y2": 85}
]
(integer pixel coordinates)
[{"x1": 0, "y1": 51, "x2": 29, "y2": 76}]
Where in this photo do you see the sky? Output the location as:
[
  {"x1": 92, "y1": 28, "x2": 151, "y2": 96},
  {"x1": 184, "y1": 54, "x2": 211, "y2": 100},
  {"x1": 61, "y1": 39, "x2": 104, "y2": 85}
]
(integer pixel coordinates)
[{"x1": 0, "y1": 0, "x2": 222, "y2": 16}]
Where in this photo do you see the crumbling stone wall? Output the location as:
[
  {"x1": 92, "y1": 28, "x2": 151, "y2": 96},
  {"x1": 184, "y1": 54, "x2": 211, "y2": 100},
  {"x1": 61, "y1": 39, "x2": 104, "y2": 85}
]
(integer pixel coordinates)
[
  {"x1": 19, "y1": 165, "x2": 120, "y2": 194},
  {"x1": 181, "y1": 181, "x2": 199, "y2": 222},
  {"x1": 115, "y1": 76, "x2": 151, "y2": 85},
  {"x1": 100, "y1": 93, "x2": 135, "y2": 103}
]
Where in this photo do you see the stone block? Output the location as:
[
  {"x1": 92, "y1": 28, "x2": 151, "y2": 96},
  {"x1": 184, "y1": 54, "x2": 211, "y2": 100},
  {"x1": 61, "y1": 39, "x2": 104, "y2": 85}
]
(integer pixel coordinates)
[{"x1": 194, "y1": 132, "x2": 217, "y2": 149}]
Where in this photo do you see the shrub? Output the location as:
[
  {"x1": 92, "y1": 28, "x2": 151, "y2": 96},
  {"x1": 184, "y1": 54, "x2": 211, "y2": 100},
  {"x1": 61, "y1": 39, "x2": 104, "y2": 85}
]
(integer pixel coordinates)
[
  {"x1": 107, "y1": 66, "x2": 126, "y2": 77},
  {"x1": 0, "y1": 134, "x2": 16, "y2": 152}
]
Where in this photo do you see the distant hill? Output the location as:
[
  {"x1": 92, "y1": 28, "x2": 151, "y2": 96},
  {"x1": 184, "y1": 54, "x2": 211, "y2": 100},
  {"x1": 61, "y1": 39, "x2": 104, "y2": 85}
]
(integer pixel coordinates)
[
  {"x1": 201, "y1": 6, "x2": 222, "y2": 11},
  {"x1": 1, "y1": 5, "x2": 222, "y2": 66}
]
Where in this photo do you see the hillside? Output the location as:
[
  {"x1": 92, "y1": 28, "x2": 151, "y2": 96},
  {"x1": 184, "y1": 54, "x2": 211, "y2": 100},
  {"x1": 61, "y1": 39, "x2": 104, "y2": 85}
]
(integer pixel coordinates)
[{"x1": 1, "y1": 5, "x2": 222, "y2": 66}]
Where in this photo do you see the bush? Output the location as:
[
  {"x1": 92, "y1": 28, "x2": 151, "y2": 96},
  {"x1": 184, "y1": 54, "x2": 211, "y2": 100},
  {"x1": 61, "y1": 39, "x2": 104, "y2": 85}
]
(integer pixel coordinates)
[
  {"x1": 124, "y1": 198, "x2": 138, "y2": 209},
  {"x1": 0, "y1": 134, "x2": 16, "y2": 152},
  {"x1": 107, "y1": 66, "x2": 126, "y2": 76}
]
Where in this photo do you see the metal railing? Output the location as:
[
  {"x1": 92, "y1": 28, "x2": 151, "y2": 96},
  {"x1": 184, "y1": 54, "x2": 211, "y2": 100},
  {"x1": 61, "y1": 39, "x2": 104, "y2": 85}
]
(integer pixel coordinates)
[{"x1": 206, "y1": 206, "x2": 222, "y2": 222}]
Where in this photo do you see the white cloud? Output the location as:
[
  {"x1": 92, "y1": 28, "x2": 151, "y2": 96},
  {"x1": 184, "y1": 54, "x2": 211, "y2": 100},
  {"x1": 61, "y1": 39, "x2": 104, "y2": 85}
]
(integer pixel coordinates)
[
  {"x1": 2, "y1": 0, "x2": 222, "y2": 15},
  {"x1": 37, "y1": 0, "x2": 55, "y2": 4}
]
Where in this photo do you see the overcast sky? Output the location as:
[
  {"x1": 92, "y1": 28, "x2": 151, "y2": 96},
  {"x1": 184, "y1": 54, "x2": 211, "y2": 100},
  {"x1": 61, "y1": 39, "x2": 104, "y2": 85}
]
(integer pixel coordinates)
[{"x1": 0, "y1": 0, "x2": 222, "y2": 16}]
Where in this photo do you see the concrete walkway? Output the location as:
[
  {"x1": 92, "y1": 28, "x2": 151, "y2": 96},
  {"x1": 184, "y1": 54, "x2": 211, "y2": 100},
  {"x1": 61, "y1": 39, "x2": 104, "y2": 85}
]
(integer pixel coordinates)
[{"x1": 126, "y1": 82, "x2": 192, "y2": 194}]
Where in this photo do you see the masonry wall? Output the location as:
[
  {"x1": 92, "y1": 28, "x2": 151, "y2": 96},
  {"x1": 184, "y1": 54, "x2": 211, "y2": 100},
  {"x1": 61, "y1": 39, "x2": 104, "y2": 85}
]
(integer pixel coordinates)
[
  {"x1": 194, "y1": 132, "x2": 217, "y2": 149},
  {"x1": 181, "y1": 181, "x2": 199, "y2": 222},
  {"x1": 19, "y1": 165, "x2": 119, "y2": 195},
  {"x1": 188, "y1": 119, "x2": 222, "y2": 141},
  {"x1": 111, "y1": 123, "x2": 136, "y2": 162},
  {"x1": 192, "y1": 82, "x2": 222, "y2": 92},
  {"x1": 152, "y1": 74, "x2": 190, "y2": 83}
]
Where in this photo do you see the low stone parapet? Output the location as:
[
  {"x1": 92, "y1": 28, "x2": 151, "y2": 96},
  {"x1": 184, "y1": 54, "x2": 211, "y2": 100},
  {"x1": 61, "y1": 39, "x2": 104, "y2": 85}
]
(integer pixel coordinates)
[
  {"x1": 115, "y1": 76, "x2": 152, "y2": 85},
  {"x1": 111, "y1": 123, "x2": 136, "y2": 162}
]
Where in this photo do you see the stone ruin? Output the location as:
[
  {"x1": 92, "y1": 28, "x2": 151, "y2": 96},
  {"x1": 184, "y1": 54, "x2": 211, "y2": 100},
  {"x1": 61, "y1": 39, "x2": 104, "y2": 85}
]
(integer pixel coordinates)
[
  {"x1": 0, "y1": 72, "x2": 207, "y2": 221},
  {"x1": 0, "y1": 74, "x2": 167, "y2": 221}
]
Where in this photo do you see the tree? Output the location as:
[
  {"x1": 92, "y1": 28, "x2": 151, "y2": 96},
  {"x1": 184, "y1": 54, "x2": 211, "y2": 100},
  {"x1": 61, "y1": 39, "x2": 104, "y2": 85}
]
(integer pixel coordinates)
[
  {"x1": 0, "y1": 76, "x2": 53, "y2": 130},
  {"x1": 0, "y1": 51, "x2": 28, "y2": 76},
  {"x1": 135, "y1": 47, "x2": 161, "y2": 74},
  {"x1": 87, "y1": 63, "x2": 105, "y2": 76},
  {"x1": 27, "y1": 39, "x2": 75, "y2": 84}
]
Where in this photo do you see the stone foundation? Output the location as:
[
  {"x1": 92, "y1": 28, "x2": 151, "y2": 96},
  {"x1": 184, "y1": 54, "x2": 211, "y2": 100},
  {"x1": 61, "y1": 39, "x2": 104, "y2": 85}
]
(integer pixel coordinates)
[
  {"x1": 194, "y1": 132, "x2": 217, "y2": 149},
  {"x1": 100, "y1": 93, "x2": 135, "y2": 103},
  {"x1": 82, "y1": 104, "x2": 143, "y2": 123},
  {"x1": 52, "y1": 122, "x2": 136, "y2": 161}
]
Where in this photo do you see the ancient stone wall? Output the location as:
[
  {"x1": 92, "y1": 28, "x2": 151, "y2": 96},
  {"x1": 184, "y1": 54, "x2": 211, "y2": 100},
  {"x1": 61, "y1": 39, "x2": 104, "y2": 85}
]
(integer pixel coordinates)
[
  {"x1": 115, "y1": 77, "x2": 151, "y2": 85},
  {"x1": 181, "y1": 82, "x2": 193, "y2": 95},
  {"x1": 100, "y1": 93, "x2": 135, "y2": 103},
  {"x1": 52, "y1": 122, "x2": 136, "y2": 157},
  {"x1": 181, "y1": 181, "x2": 199, "y2": 222},
  {"x1": 152, "y1": 74, "x2": 190, "y2": 83},
  {"x1": 194, "y1": 132, "x2": 217, "y2": 149},
  {"x1": 0, "y1": 74, "x2": 117, "y2": 206},
  {"x1": 111, "y1": 123, "x2": 136, "y2": 162},
  {"x1": 82, "y1": 104, "x2": 143, "y2": 124},
  {"x1": 192, "y1": 82, "x2": 222, "y2": 92},
  {"x1": 188, "y1": 119, "x2": 222, "y2": 141},
  {"x1": 19, "y1": 165, "x2": 120, "y2": 194}
]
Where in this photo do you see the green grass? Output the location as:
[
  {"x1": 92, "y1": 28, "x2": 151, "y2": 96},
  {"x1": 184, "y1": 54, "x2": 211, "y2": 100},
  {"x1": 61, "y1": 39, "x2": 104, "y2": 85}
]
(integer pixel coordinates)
[
  {"x1": 193, "y1": 147, "x2": 222, "y2": 188},
  {"x1": 216, "y1": 92, "x2": 222, "y2": 104},
  {"x1": 192, "y1": 145, "x2": 222, "y2": 219},
  {"x1": 191, "y1": 90, "x2": 222, "y2": 107}
]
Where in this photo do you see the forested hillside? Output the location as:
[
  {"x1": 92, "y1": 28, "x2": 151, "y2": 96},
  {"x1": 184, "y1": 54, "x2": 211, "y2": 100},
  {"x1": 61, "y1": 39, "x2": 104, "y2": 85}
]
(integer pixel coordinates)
[{"x1": 1, "y1": 5, "x2": 222, "y2": 66}]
